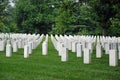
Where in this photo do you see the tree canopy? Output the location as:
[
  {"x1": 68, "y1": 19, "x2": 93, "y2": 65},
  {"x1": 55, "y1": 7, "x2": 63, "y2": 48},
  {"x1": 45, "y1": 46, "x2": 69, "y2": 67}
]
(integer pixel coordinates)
[{"x1": 0, "y1": 0, "x2": 120, "y2": 36}]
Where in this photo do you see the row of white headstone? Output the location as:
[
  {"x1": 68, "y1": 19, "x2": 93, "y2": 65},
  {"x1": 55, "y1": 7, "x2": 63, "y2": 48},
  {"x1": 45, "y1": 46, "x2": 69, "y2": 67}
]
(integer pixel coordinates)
[
  {"x1": 1, "y1": 33, "x2": 120, "y2": 66},
  {"x1": 0, "y1": 33, "x2": 44, "y2": 58},
  {"x1": 51, "y1": 35, "x2": 68, "y2": 62},
  {"x1": 51, "y1": 35, "x2": 120, "y2": 66},
  {"x1": 96, "y1": 36, "x2": 119, "y2": 66},
  {"x1": 24, "y1": 34, "x2": 44, "y2": 58}
]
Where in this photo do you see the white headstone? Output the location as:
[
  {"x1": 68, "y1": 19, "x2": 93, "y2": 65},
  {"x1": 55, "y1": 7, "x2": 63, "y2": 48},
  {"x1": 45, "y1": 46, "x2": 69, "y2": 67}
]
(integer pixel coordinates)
[
  {"x1": 76, "y1": 43, "x2": 82, "y2": 57},
  {"x1": 118, "y1": 44, "x2": 120, "y2": 59},
  {"x1": 82, "y1": 42, "x2": 86, "y2": 51},
  {"x1": 57, "y1": 42, "x2": 60, "y2": 51},
  {"x1": 42, "y1": 41, "x2": 48, "y2": 55},
  {"x1": 0, "y1": 40, "x2": 5, "y2": 51},
  {"x1": 31, "y1": 41, "x2": 34, "y2": 49},
  {"x1": 61, "y1": 47, "x2": 68, "y2": 62},
  {"x1": 33, "y1": 41, "x2": 36, "y2": 49},
  {"x1": 72, "y1": 41, "x2": 77, "y2": 52},
  {"x1": 58, "y1": 42, "x2": 64, "y2": 56},
  {"x1": 24, "y1": 45, "x2": 29, "y2": 58},
  {"x1": 83, "y1": 48, "x2": 91, "y2": 64},
  {"x1": 105, "y1": 43, "x2": 109, "y2": 54},
  {"x1": 96, "y1": 43, "x2": 102, "y2": 58},
  {"x1": 6, "y1": 43, "x2": 12, "y2": 57},
  {"x1": 28, "y1": 42, "x2": 32, "y2": 54},
  {"x1": 109, "y1": 50, "x2": 118, "y2": 66},
  {"x1": 88, "y1": 42, "x2": 93, "y2": 53},
  {"x1": 119, "y1": 51, "x2": 120, "y2": 60},
  {"x1": 13, "y1": 41, "x2": 18, "y2": 52}
]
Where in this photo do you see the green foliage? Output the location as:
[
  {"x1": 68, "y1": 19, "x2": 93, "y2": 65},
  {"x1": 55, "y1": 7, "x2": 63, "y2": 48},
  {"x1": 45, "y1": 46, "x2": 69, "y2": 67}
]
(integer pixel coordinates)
[
  {"x1": 108, "y1": 18, "x2": 120, "y2": 36},
  {"x1": 52, "y1": 1, "x2": 99, "y2": 35},
  {"x1": 51, "y1": 1, "x2": 76, "y2": 34},
  {"x1": 75, "y1": 3, "x2": 98, "y2": 35},
  {"x1": 78, "y1": 28, "x2": 88, "y2": 35},
  {"x1": 0, "y1": 0, "x2": 18, "y2": 33},
  {"x1": 51, "y1": 0, "x2": 119, "y2": 36},
  {"x1": 107, "y1": 3, "x2": 120, "y2": 36},
  {"x1": 89, "y1": 0, "x2": 120, "y2": 35},
  {"x1": 94, "y1": 26, "x2": 102, "y2": 35},
  {"x1": 1, "y1": 23, "x2": 18, "y2": 33},
  {"x1": 0, "y1": 0, "x2": 9, "y2": 32},
  {"x1": 0, "y1": 22, "x2": 5, "y2": 31},
  {"x1": 9, "y1": 23, "x2": 18, "y2": 32},
  {"x1": 0, "y1": 0, "x2": 119, "y2": 36},
  {"x1": 15, "y1": 0, "x2": 54, "y2": 34}
]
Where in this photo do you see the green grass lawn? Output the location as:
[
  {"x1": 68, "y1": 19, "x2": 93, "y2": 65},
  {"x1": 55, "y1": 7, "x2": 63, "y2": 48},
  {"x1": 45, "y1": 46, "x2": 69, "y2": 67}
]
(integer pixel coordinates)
[{"x1": 0, "y1": 37, "x2": 120, "y2": 80}]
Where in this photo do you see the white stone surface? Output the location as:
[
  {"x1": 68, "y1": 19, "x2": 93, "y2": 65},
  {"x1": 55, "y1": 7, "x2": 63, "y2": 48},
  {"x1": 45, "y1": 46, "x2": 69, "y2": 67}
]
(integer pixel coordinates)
[
  {"x1": 24, "y1": 45, "x2": 29, "y2": 58},
  {"x1": 118, "y1": 44, "x2": 120, "y2": 59},
  {"x1": 0, "y1": 40, "x2": 5, "y2": 51},
  {"x1": 76, "y1": 43, "x2": 82, "y2": 57},
  {"x1": 72, "y1": 41, "x2": 77, "y2": 52},
  {"x1": 88, "y1": 42, "x2": 93, "y2": 53},
  {"x1": 31, "y1": 41, "x2": 34, "y2": 49},
  {"x1": 104, "y1": 43, "x2": 109, "y2": 54},
  {"x1": 6, "y1": 43, "x2": 12, "y2": 57},
  {"x1": 68, "y1": 39, "x2": 72, "y2": 50},
  {"x1": 18, "y1": 40, "x2": 22, "y2": 48},
  {"x1": 21, "y1": 40, "x2": 25, "y2": 48},
  {"x1": 28, "y1": 42, "x2": 32, "y2": 54},
  {"x1": 82, "y1": 42, "x2": 86, "y2": 51},
  {"x1": 42, "y1": 41, "x2": 48, "y2": 55},
  {"x1": 58, "y1": 42, "x2": 64, "y2": 56},
  {"x1": 61, "y1": 47, "x2": 68, "y2": 62},
  {"x1": 96, "y1": 43, "x2": 102, "y2": 58},
  {"x1": 13, "y1": 41, "x2": 18, "y2": 52},
  {"x1": 83, "y1": 48, "x2": 91, "y2": 64},
  {"x1": 109, "y1": 50, "x2": 118, "y2": 66},
  {"x1": 119, "y1": 51, "x2": 120, "y2": 60},
  {"x1": 57, "y1": 42, "x2": 60, "y2": 51}
]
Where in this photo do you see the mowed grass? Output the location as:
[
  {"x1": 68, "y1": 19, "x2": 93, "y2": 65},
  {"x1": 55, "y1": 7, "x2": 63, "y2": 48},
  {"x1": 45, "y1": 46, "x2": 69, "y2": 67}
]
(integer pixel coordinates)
[{"x1": 0, "y1": 37, "x2": 120, "y2": 80}]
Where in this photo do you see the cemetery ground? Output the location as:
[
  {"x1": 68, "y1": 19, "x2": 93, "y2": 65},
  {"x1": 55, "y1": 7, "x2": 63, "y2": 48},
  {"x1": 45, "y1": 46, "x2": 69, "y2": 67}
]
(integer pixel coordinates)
[{"x1": 0, "y1": 37, "x2": 120, "y2": 80}]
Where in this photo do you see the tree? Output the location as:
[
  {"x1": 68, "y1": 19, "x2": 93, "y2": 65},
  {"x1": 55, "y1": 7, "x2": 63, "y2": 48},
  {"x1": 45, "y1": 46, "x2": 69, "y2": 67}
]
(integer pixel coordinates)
[
  {"x1": 51, "y1": 0, "x2": 98, "y2": 35},
  {"x1": 0, "y1": 0, "x2": 17, "y2": 33},
  {"x1": 0, "y1": 0, "x2": 9, "y2": 32},
  {"x1": 15, "y1": 0, "x2": 54, "y2": 34},
  {"x1": 51, "y1": 0, "x2": 81, "y2": 34},
  {"x1": 12, "y1": 0, "x2": 120, "y2": 36},
  {"x1": 72, "y1": 2, "x2": 98, "y2": 35},
  {"x1": 108, "y1": 3, "x2": 120, "y2": 36},
  {"x1": 89, "y1": 0, "x2": 120, "y2": 36}
]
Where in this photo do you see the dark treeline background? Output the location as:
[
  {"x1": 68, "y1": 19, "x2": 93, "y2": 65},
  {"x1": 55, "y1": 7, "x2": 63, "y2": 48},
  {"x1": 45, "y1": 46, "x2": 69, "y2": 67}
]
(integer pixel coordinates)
[{"x1": 0, "y1": 0, "x2": 120, "y2": 36}]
